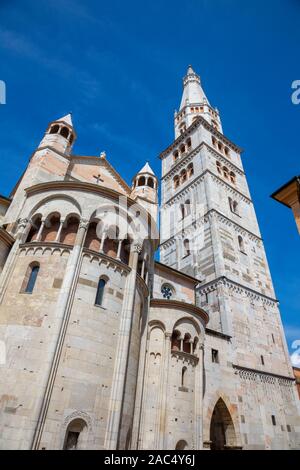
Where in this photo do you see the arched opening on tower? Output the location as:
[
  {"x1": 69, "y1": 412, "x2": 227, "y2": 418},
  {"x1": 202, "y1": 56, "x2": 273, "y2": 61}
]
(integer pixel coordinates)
[
  {"x1": 209, "y1": 398, "x2": 236, "y2": 450},
  {"x1": 63, "y1": 418, "x2": 88, "y2": 450}
]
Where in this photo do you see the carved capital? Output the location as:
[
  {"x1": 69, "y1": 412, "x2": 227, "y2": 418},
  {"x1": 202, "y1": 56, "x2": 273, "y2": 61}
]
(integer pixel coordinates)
[
  {"x1": 79, "y1": 218, "x2": 89, "y2": 230},
  {"x1": 17, "y1": 218, "x2": 29, "y2": 230},
  {"x1": 133, "y1": 242, "x2": 143, "y2": 254}
]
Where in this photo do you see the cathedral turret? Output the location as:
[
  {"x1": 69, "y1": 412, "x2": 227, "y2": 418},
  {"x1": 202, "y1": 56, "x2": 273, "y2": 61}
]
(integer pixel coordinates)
[
  {"x1": 174, "y1": 65, "x2": 223, "y2": 138},
  {"x1": 38, "y1": 114, "x2": 76, "y2": 155},
  {"x1": 131, "y1": 162, "x2": 158, "y2": 222}
]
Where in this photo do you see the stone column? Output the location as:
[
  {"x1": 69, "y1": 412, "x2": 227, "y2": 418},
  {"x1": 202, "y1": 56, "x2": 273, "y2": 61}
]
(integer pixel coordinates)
[
  {"x1": 117, "y1": 239, "x2": 122, "y2": 259},
  {"x1": 100, "y1": 231, "x2": 106, "y2": 252},
  {"x1": 194, "y1": 342, "x2": 204, "y2": 450},
  {"x1": 104, "y1": 242, "x2": 141, "y2": 450},
  {"x1": 55, "y1": 219, "x2": 64, "y2": 243},
  {"x1": 0, "y1": 218, "x2": 30, "y2": 303},
  {"x1": 158, "y1": 332, "x2": 172, "y2": 449},
  {"x1": 36, "y1": 219, "x2": 45, "y2": 242},
  {"x1": 31, "y1": 218, "x2": 89, "y2": 449}
]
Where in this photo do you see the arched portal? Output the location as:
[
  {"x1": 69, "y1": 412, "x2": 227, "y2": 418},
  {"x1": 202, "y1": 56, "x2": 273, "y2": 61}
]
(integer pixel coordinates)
[{"x1": 209, "y1": 398, "x2": 236, "y2": 450}]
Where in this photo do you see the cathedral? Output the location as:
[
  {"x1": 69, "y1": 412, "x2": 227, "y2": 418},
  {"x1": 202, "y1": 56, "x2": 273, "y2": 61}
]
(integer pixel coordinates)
[{"x1": 0, "y1": 66, "x2": 299, "y2": 450}]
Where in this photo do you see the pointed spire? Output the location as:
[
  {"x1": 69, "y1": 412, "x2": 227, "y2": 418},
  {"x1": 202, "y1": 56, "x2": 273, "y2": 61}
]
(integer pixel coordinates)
[
  {"x1": 179, "y1": 65, "x2": 209, "y2": 110},
  {"x1": 138, "y1": 162, "x2": 155, "y2": 175},
  {"x1": 56, "y1": 113, "x2": 73, "y2": 127}
]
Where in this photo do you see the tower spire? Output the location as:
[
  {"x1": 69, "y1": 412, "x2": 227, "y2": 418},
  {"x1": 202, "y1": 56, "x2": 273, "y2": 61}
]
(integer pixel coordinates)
[
  {"x1": 180, "y1": 65, "x2": 209, "y2": 110},
  {"x1": 174, "y1": 65, "x2": 222, "y2": 138}
]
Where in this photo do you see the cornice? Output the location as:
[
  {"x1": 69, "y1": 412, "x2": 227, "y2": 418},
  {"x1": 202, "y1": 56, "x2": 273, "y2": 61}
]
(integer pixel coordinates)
[
  {"x1": 82, "y1": 248, "x2": 131, "y2": 276},
  {"x1": 197, "y1": 276, "x2": 278, "y2": 305},
  {"x1": 233, "y1": 364, "x2": 295, "y2": 383},
  {"x1": 161, "y1": 141, "x2": 244, "y2": 182},
  {"x1": 155, "y1": 260, "x2": 200, "y2": 285},
  {"x1": 205, "y1": 328, "x2": 232, "y2": 341},
  {"x1": 207, "y1": 209, "x2": 261, "y2": 241},
  {"x1": 163, "y1": 170, "x2": 252, "y2": 207},
  {"x1": 150, "y1": 298, "x2": 209, "y2": 324},
  {"x1": 159, "y1": 208, "x2": 261, "y2": 248},
  {"x1": 159, "y1": 115, "x2": 243, "y2": 160}
]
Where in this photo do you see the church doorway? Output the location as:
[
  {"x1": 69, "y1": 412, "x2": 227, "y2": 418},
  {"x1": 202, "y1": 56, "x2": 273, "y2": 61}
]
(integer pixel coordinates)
[{"x1": 209, "y1": 398, "x2": 236, "y2": 450}]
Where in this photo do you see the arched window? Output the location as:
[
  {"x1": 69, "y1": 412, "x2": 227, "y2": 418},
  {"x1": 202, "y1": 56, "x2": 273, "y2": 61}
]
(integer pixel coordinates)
[
  {"x1": 26, "y1": 215, "x2": 42, "y2": 242},
  {"x1": 212, "y1": 136, "x2": 217, "y2": 147},
  {"x1": 179, "y1": 123, "x2": 186, "y2": 134},
  {"x1": 223, "y1": 167, "x2": 229, "y2": 179},
  {"x1": 183, "y1": 333, "x2": 191, "y2": 353},
  {"x1": 183, "y1": 239, "x2": 190, "y2": 257},
  {"x1": 218, "y1": 142, "x2": 223, "y2": 152},
  {"x1": 180, "y1": 203, "x2": 185, "y2": 220},
  {"x1": 238, "y1": 235, "x2": 245, "y2": 253},
  {"x1": 24, "y1": 263, "x2": 40, "y2": 294},
  {"x1": 216, "y1": 161, "x2": 222, "y2": 174},
  {"x1": 173, "y1": 150, "x2": 179, "y2": 161},
  {"x1": 60, "y1": 126, "x2": 69, "y2": 139},
  {"x1": 224, "y1": 147, "x2": 230, "y2": 157},
  {"x1": 232, "y1": 200, "x2": 238, "y2": 214},
  {"x1": 175, "y1": 440, "x2": 188, "y2": 450},
  {"x1": 95, "y1": 278, "x2": 106, "y2": 306},
  {"x1": 174, "y1": 175, "x2": 180, "y2": 189},
  {"x1": 185, "y1": 199, "x2": 191, "y2": 216},
  {"x1": 186, "y1": 137, "x2": 191, "y2": 148},
  {"x1": 171, "y1": 330, "x2": 181, "y2": 351},
  {"x1": 63, "y1": 418, "x2": 87, "y2": 450},
  {"x1": 49, "y1": 124, "x2": 59, "y2": 134},
  {"x1": 187, "y1": 163, "x2": 194, "y2": 177},
  {"x1": 147, "y1": 177, "x2": 154, "y2": 188},
  {"x1": 138, "y1": 176, "x2": 145, "y2": 186},
  {"x1": 161, "y1": 283, "x2": 174, "y2": 300},
  {"x1": 228, "y1": 197, "x2": 233, "y2": 212},
  {"x1": 181, "y1": 367, "x2": 187, "y2": 387},
  {"x1": 230, "y1": 171, "x2": 236, "y2": 184},
  {"x1": 180, "y1": 144, "x2": 186, "y2": 154},
  {"x1": 180, "y1": 169, "x2": 187, "y2": 183}
]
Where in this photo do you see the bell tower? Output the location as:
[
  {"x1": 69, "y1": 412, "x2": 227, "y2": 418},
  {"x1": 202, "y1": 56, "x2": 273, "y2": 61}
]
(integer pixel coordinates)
[
  {"x1": 131, "y1": 162, "x2": 159, "y2": 223},
  {"x1": 39, "y1": 114, "x2": 76, "y2": 155}
]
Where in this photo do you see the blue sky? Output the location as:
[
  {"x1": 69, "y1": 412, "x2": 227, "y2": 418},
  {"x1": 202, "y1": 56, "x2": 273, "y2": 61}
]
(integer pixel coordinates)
[{"x1": 0, "y1": 0, "x2": 299, "y2": 359}]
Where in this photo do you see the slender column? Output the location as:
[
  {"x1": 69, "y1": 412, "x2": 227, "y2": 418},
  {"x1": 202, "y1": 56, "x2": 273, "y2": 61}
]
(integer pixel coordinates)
[
  {"x1": 180, "y1": 337, "x2": 183, "y2": 352},
  {"x1": 104, "y1": 241, "x2": 142, "y2": 449},
  {"x1": 0, "y1": 218, "x2": 30, "y2": 303},
  {"x1": 189, "y1": 340, "x2": 193, "y2": 354},
  {"x1": 31, "y1": 218, "x2": 89, "y2": 449},
  {"x1": 55, "y1": 219, "x2": 64, "y2": 243},
  {"x1": 36, "y1": 219, "x2": 45, "y2": 242},
  {"x1": 141, "y1": 259, "x2": 145, "y2": 279},
  {"x1": 100, "y1": 231, "x2": 106, "y2": 252},
  {"x1": 117, "y1": 239, "x2": 122, "y2": 259},
  {"x1": 158, "y1": 332, "x2": 172, "y2": 449},
  {"x1": 194, "y1": 342, "x2": 204, "y2": 450}
]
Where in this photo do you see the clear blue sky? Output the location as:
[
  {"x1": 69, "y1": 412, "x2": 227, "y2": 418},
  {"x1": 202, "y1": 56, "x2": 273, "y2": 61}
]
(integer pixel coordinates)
[{"x1": 0, "y1": 0, "x2": 299, "y2": 358}]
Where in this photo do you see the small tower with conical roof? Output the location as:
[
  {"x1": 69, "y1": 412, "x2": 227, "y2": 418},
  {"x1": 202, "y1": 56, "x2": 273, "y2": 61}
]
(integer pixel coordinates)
[
  {"x1": 39, "y1": 114, "x2": 76, "y2": 155},
  {"x1": 131, "y1": 162, "x2": 159, "y2": 222},
  {"x1": 174, "y1": 66, "x2": 222, "y2": 138}
]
